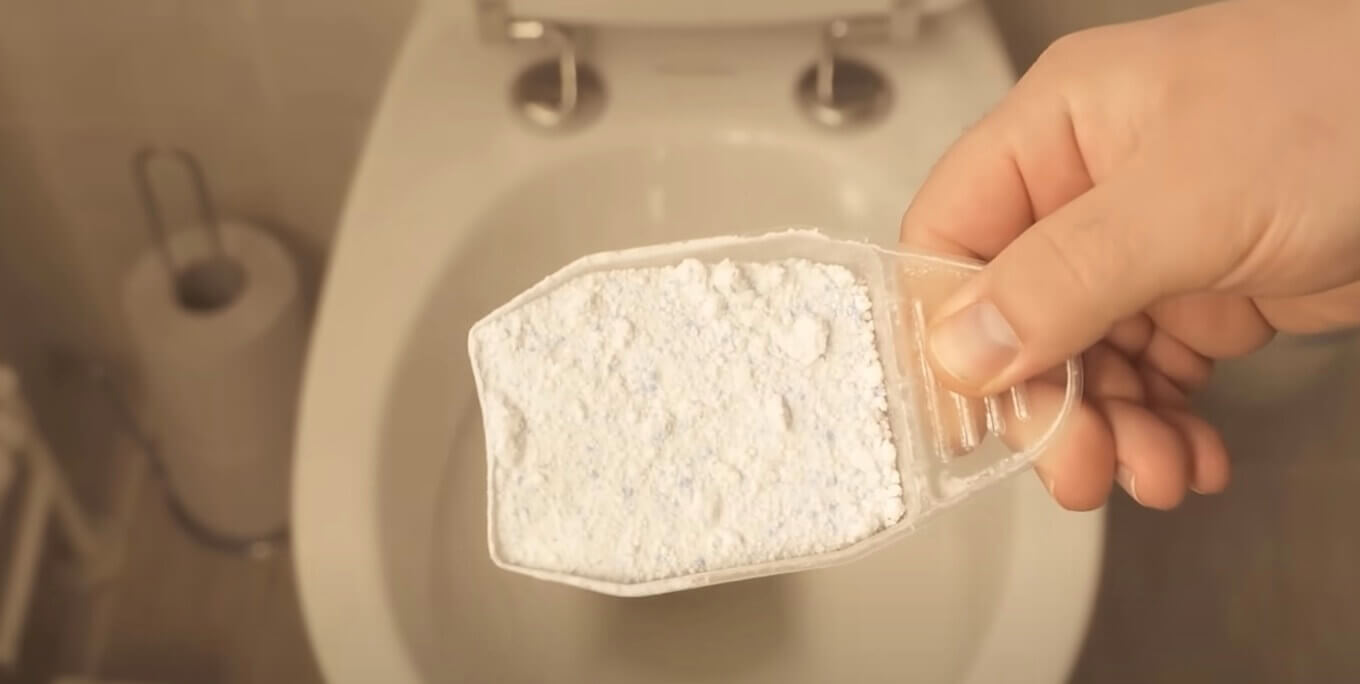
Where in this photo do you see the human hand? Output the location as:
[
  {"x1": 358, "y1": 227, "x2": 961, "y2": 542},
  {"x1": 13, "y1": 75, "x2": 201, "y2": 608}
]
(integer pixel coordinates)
[{"x1": 899, "y1": 0, "x2": 1360, "y2": 510}]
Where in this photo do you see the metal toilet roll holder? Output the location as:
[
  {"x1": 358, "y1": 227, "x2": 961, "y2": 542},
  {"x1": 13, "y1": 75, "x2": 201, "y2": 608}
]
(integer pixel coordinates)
[
  {"x1": 132, "y1": 146, "x2": 248, "y2": 314},
  {"x1": 129, "y1": 146, "x2": 287, "y2": 559}
]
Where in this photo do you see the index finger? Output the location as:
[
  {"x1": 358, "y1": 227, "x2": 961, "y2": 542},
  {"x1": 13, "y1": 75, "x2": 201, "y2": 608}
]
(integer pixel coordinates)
[{"x1": 898, "y1": 76, "x2": 1093, "y2": 260}]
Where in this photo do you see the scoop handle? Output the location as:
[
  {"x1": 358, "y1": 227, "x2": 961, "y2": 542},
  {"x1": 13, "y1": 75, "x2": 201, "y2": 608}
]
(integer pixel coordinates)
[{"x1": 871, "y1": 244, "x2": 1083, "y2": 511}]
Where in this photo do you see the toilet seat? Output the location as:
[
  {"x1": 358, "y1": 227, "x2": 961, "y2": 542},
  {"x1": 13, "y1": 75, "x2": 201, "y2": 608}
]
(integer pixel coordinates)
[
  {"x1": 292, "y1": 2, "x2": 1104, "y2": 682},
  {"x1": 501, "y1": 0, "x2": 968, "y2": 28}
]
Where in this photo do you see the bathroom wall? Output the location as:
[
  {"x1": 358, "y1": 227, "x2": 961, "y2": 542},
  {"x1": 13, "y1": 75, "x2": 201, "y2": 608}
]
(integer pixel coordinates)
[
  {"x1": 986, "y1": 0, "x2": 1216, "y2": 68},
  {"x1": 0, "y1": 0, "x2": 1253, "y2": 680},
  {"x1": 0, "y1": 5, "x2": 419, "y2": 678},
  {"x1": 0, "y1": 0, "x2": 416, "y2": 373},
  {"x1": 0, "y1": 0, "x2": 1218, "y2": 373}
]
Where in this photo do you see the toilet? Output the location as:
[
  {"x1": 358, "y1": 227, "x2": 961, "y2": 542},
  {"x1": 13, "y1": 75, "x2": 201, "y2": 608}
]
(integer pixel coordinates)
[{"x1": 292, "y1": 1, "x2": 1105, "y2": 682}]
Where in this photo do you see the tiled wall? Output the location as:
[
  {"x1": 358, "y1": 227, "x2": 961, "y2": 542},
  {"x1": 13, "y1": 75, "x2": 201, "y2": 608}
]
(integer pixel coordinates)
[
  {"x1": 0, "y1": 0, "x2": 415, "y2": 369},
  {"x1": 985, "y1": 0, "x2": 1214, "y2": 67},
  {"x1": 0, "y1": 0, "x2": 1220, "y2": 679},
  {"x1": 0, "y1": 0, "x2": 1222, "y2": 371}
]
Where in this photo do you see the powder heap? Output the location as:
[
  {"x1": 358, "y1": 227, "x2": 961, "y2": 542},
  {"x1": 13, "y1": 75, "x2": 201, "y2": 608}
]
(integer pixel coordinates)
[{"x1": 473, "y1": 257, "x2": 905, "y2": 584}]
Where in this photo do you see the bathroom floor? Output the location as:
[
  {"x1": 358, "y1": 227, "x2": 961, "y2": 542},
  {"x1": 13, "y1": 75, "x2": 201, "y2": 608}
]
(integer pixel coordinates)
[
  {"x1": 1074, "y1": 456, "x2": 1360, "y2": 683},
  {"x1": 1072, "y1": 340, "x2": 1360, "y2": 684},
  {"x1": 7, "y1": 359, "x2": 324, "y2": 684},
  {"x1": 14, "y1": 338, "x2": 1359, "y2": 684},
  {"x1": 88, "y1": 493, "x2": 323, "y2": 684},
  {"x1": 16, "y1": 477, "x2": 324, "y2": 684}
]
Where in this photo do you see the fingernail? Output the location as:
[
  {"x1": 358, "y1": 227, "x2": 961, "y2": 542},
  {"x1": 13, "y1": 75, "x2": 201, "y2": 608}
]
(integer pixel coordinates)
[
  {"x1": 1116, "y1": 466, "x2": 1142, "y2": 505},
  {"x1": 928, "y1": 299, "x2": 1020, "y2": 385}
]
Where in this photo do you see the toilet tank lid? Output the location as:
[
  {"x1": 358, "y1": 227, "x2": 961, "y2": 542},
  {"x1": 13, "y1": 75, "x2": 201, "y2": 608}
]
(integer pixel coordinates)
[{"x1": 498, "y1": 0, "x2": 972, "y2": 28}]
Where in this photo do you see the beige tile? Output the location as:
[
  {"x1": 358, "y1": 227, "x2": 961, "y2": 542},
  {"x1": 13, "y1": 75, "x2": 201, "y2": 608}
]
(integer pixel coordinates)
[
  {"x1": 244, "y1": 0, "x2": 415, "y2": 249},
  {"x1": 8, "y1": 0, "x2": 265, "y2": 133},
  {"x1": 99, "y1": 488, "x2": 288, "y2": 683},
  {"x1": 0, "y1": 127, "x2": 69, "y2": 331},
  {"x1": 0, "y1": 1, "x2": 155, "y2": 128},
  {"x1": 17, "y1": 125, "x2": 147, "y2": 247},
  {"x1": 0, "y1": 124, "x2": 168, "y2": 361},
  {"x1": 257, "y1": 116, "x2": 368, "y2": 246},
  {"x1": 242, "y1": 554, "x2": 325, "y2": 684},
  {"x1": 0, "y1": 126, "x2": 119, "y2": 357},
  {"x1": 127, "y1": 4, "x2": 268, "y2": 138},
  {"x1": 248, "y1": 0, "x2": 413, "y2": 115},
  {"x1": 0, "y1": 0, "x2": 270, "y2": 130},
  {"x1": 0, "y1": 0, "x2": 277, "y2": 229}
]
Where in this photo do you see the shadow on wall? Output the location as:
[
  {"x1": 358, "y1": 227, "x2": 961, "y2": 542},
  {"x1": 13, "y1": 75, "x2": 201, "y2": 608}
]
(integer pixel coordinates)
[
  {"x1": 0, "y1": 0, "x2": 1220, "y2": 381},
  {"x1": 0, "y1": 2, "x2": 413, "y2": 678},
  {"x1": 0, "y1": 0, "x2": 418, "y2": 376},
  {"x1": 984, "y1": 0, "x2": 1219, "y2": 68},
  {"x1": 0, "y1": 97, "x2": 93, "y2": 371},
  {"x1": 0, "y1": 41, "x2": 114, "y2": 674}
]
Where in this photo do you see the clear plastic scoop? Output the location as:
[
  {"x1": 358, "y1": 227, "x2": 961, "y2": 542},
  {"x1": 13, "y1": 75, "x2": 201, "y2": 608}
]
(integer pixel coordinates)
[{"x1": 469, "y1": 228, "x2": 1083, "y2": 596}]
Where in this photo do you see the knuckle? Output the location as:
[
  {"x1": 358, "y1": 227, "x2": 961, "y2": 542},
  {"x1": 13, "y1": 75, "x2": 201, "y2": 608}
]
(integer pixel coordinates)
[
  {"x1": 1027, "y1": 224, "x2": 1117, "y2": 310},
  {"x1": 1034, "y1": 30, "x2": 1100, "y2": 74}
]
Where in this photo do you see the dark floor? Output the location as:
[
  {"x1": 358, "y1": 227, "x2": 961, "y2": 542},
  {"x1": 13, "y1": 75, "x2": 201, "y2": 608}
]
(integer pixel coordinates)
[
  {"x1": 1072, "y1": 334, "x2": 1360, "y2": 684},
  {"x1": 977, "y1": 5, "x2": 1360, "y2": 679},
  {"x1": 14, "y1": 332, "x2": 1358, "y2": 683}
]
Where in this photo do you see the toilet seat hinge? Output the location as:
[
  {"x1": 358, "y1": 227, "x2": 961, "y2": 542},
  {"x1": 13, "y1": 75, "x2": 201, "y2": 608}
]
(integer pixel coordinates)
[
  {"x1": 808, "y1": 0, "x2": 922, "y2": 121},
  {"x1": 477, "y1": 0, "x2": 602, "y2": 130},
  {"x1": 823, "y1": 0, "x2": 926, "y2": 48}
]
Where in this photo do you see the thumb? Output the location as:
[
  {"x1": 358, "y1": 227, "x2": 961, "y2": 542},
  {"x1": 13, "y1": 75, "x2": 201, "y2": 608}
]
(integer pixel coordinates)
[{"x1": 925, "y1": 178, "x2": 1206, "y2": 395}]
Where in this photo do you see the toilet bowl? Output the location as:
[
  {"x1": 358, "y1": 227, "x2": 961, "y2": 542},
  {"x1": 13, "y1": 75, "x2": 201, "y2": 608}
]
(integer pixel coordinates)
[{"x1": 292, "y1": 1, "x2": 1105, "y2": 682}]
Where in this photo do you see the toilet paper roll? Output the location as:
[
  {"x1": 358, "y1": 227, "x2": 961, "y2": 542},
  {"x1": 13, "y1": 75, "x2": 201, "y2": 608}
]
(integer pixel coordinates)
[{"x1": 121, "y1": 219, "x2": 306, "y2": 541}]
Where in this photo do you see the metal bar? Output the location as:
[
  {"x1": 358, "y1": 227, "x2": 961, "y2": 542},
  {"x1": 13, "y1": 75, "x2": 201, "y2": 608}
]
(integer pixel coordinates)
[
  {"x1": 0, "y1": 469, "x2": 53, "y2": 668},
  {"x1": 26, "y1": 436, "x2": 103, "y2": 563},
  {"x1": 131, "y1": 146, "x2": 226, "y2": 281}
]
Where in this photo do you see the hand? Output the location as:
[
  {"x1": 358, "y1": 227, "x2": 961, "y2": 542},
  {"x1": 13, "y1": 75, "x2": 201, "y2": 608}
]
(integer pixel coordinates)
[{"x1": 899, "y1": 0, "x2": 1360, "y2": 511}]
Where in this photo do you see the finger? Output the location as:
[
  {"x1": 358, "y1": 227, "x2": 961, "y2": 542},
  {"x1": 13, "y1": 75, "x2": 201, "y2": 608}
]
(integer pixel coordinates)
[
  {"x1": 1150, "y1": 293, "x2": 1274, "y2": 359},
  {"x1": 897, "y1": 115, "x2": 1032, "y2": 259},
  {"x1": 925, "y1": 174, "x2": 1213, "y2": 396},
  {"x1": 1255, "y1": 280, "x2": 1360, "y2": 334},
  {"x1": 1106, "y1": 314, "x2": 1154, "y2": 357},
  {"x1": 1099, "y1": 397, "x2": 1191, "y2": 510},
  {"x1": 1140, "y1": 328, "x2": 1214, "y2": 393},
  {"x1": 1082, "y1": 342, "x2": 1144, "y2": 402},
  {"x1": 899, "y1": 68, "x2": 1092, "y2": 259},
  {"x1": 1011, "y1": 380, "x2": 1115, "y2": 511},
  {"x1": 1157, "y1": 408, "x2": 1231, "y2": 494},
  {"x1": 1138, "y1": 365, "x2": 1191, "y2": 408},
  {"x1": 1031, "y1": 403, "x2": 1116, "y2": 511}
]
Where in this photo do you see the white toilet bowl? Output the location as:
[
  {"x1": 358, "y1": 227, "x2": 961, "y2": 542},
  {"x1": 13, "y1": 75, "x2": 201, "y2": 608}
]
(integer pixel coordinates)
[{"x1": 293, "y1": 2, "x2": 1104, "y2": 682}]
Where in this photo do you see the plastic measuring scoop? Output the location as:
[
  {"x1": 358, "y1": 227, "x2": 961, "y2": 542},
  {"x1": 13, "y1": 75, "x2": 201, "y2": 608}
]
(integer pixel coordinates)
[{"x1": 469, "y1": 228, "x2": 1083, "y2": 596}]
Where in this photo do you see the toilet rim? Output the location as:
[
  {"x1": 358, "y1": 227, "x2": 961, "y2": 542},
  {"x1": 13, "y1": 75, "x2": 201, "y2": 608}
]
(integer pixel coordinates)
[
  {"x1": 294, "y1": 5, "x2": 1103, "y2": 681},
  {"x1": 294, "y1": 135, "x2": 1105, "y2": 683}
]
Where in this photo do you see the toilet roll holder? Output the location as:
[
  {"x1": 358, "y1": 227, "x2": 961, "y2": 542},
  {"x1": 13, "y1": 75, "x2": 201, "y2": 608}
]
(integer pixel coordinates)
[
  {"x1": 127, "y1": 149, "x2": 289, "y2": 558},
  {"x1": 131, "y1": 146, "x2": 247, "y2": 313}
]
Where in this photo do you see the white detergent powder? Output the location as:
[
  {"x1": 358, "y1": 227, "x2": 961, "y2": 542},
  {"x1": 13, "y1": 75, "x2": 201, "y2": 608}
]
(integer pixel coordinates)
[{"x1": 473, "y1": 257, "x2": 905, "y2": 583}]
